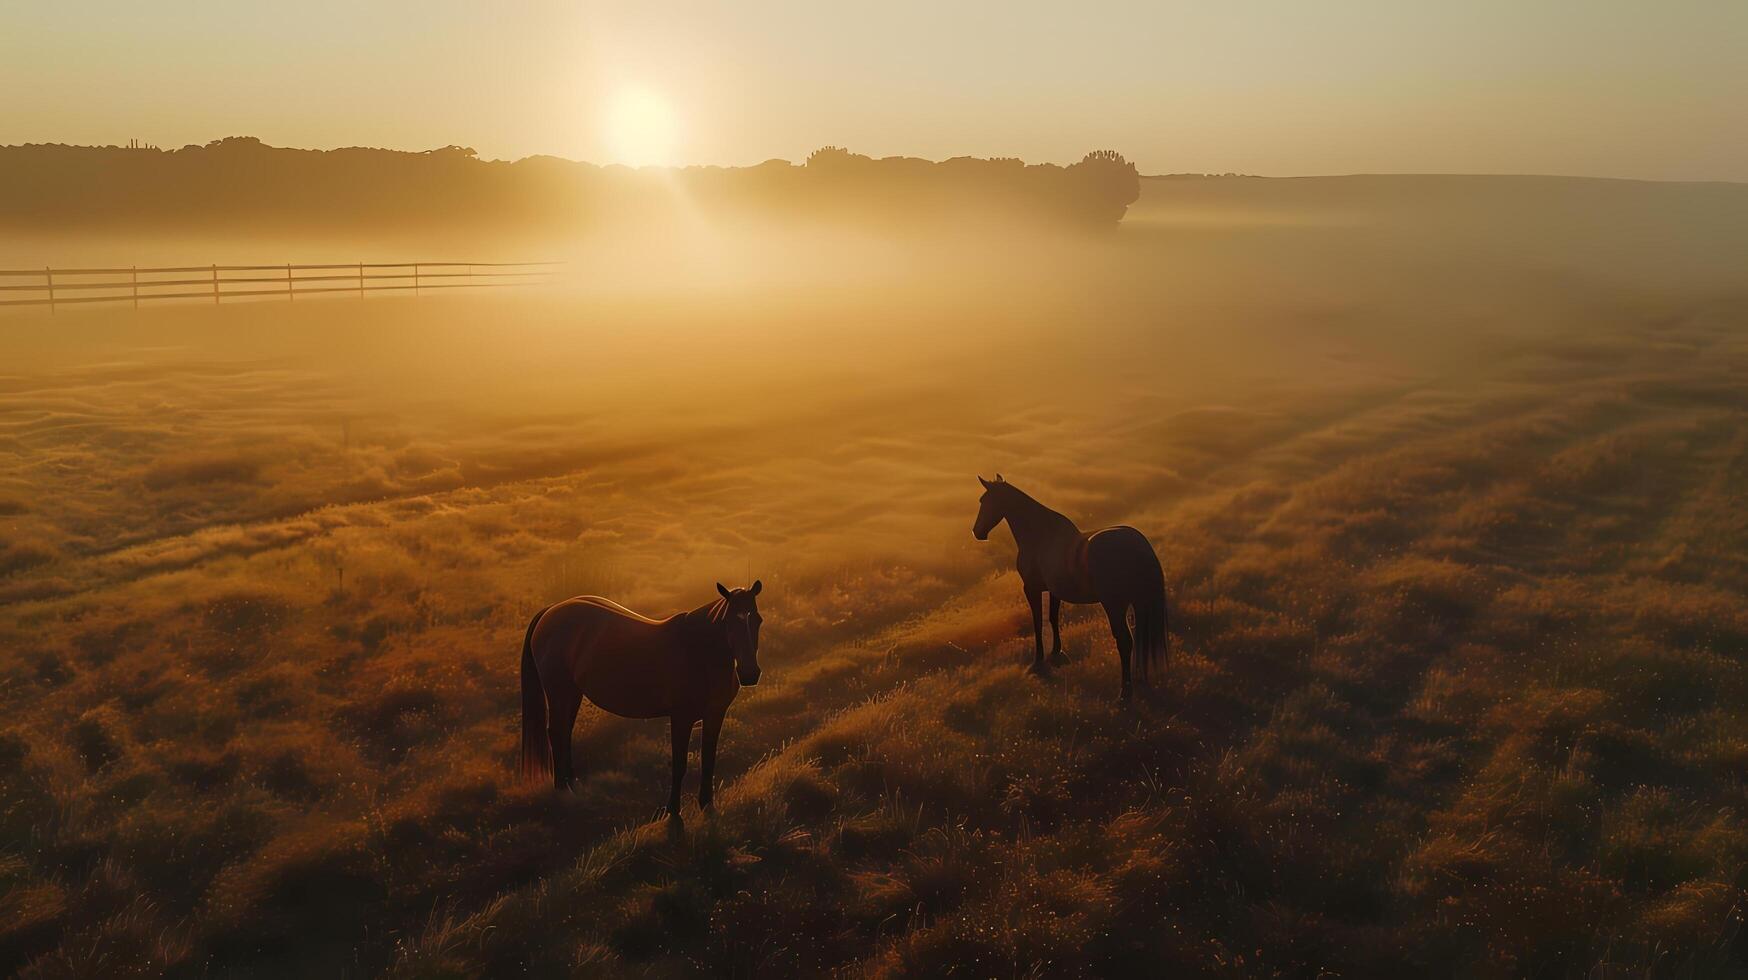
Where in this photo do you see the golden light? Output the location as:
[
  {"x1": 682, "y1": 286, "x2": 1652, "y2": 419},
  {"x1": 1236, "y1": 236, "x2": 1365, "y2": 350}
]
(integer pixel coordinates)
[{"x1": 604, "y1": 86, "x2": 679, "y2": 168}]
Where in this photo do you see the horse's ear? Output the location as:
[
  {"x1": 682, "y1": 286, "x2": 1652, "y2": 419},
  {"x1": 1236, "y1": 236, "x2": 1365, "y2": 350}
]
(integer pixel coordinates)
[
  {"x1": 749, "y1": 580, "x2": 762, "y2": 596},
  {"x1": 995, "y1": 473, "x2": 1004, "y2": 483},
  {"x1": 978, "y1": 475, "x2": 991, "y2": 490},
  {"x1": 717, "y1": 582, "x2": 731, "y2": 599}
]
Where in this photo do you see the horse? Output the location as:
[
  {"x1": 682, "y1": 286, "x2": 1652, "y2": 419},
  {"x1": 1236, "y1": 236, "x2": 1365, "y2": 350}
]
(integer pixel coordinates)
[
  {"x1": 519, "y1": 581, "x2": 763, "y2": 820},
  {"x1": 972, "y1": 475, "x2": 1167, "y2": 700}
]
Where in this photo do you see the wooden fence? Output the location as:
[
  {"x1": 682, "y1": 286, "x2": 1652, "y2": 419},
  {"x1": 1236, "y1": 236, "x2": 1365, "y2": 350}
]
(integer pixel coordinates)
[{"x1": 0, "y1": 261, "x2": 561, "y2": 310}]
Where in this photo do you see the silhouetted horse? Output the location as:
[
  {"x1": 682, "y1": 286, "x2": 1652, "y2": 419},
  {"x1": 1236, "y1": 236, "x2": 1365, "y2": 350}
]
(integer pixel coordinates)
[
  {"x1": 520, "y1": 582, "x2": 763, "y2": 820},
  {"x1": 973, "y1": 475, "x2": 1167, "y2": 699}
]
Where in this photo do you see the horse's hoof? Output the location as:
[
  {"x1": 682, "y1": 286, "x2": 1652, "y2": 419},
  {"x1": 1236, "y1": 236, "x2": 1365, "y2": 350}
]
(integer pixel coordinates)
[
  {"x1": 1048, "y1": 651, "x2": 1070, "y2": 667},
  {"x1": 1027, "y1": 661, "x2": 1051, "y2": 678}
]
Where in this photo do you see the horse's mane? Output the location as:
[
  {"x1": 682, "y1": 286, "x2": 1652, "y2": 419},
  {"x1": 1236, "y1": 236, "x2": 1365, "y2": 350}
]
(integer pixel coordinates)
[
  {"x1": 669, "y1": 596, "x2": 733, "y2": 656},
  {"x1": 1000, "y1": 481, "x2": 1061, "y2": 516},
  {"x1": 689, "y1": 592, "x2": 755, "y2": 633},
  {"x1": 994, "y1": 480, "x2": 1079, "y2": 535}
]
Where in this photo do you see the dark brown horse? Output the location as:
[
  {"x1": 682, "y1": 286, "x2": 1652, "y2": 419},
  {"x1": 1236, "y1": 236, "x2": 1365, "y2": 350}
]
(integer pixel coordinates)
[
  {"x1": 520, "y1": 581, "x2": 763, "y2": 819},
  {"x1": 973, "y1": 475, "x2": 1167, "y2": 699}
]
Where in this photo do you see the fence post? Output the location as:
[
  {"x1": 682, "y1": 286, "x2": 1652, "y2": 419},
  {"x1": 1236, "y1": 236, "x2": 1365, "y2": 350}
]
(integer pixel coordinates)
[
  {"x1": 413, "y1": 263, "x2": 419, "y2": 295},
  {"x1": 358, "y1": 262, "x2": 365, "y2": 299},
  {"x1": 212, "y1": 264, "x2": 219, "y2": 305},
  {"x1": 45, "y1": 267, "x2": 54, "y2": 315},
  {"x1": 131, "y1": 266, "x2": 139, "y2": 310},
  {"x1": 287, "y1": 263, "x2": 294, "y2": 301}
]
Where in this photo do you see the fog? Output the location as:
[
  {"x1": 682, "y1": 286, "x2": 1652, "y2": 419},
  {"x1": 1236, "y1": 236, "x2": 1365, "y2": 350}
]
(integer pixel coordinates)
[{"x1": 6, "y1": 176, "x2": 1744, "y2": 601}]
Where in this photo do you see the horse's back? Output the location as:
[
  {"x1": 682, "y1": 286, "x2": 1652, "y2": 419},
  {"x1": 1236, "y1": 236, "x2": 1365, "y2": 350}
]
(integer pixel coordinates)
[
  {"x1": 568, "y1": 595, "x2": 668, "y2": 625},
  {"x1": 1089, "y1": 524, "x2": 1153, "y2": 552},
  {"x1": 533, "y1": 596, "x2": 668, "y2": 644},
  {"x1": 530, "y1": 597, "x2": 675, "y2": 718},
  {"x1": 1086, "y1": 525, "x2": 1162, "y2": 600}
]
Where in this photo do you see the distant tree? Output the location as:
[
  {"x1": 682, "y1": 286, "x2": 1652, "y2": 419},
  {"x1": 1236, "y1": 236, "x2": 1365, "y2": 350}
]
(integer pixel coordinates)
[
  {"x1": 806, "y1": 146, "x2": 868, "y2": 168},
  {"x1": 1068, "y1": 150, "x2": 1141, "y2": 223},
  {"x1": 1078, "y1": 149, "x2": 1132, "y2": 169}
]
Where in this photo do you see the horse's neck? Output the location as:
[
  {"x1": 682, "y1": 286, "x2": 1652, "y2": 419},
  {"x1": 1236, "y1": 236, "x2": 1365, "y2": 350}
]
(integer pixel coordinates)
[{"x1": 1007, "y1": 493, "x2": 1076, "y2": 545}]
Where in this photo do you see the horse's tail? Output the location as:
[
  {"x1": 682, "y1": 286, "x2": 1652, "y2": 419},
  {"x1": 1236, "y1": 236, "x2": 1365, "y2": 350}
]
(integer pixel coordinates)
[
  {"x1": 1133, "y1": 554, "x2": 1169, "y2": 685},
  {"x1": 519, "y1": 607, "x2": 552, "y2": 783}
]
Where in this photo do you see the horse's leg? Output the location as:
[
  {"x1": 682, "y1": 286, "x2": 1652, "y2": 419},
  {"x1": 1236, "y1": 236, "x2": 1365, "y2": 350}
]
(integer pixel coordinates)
[
  {"x1": 668, "y1": 715, "x2": 694, "y2": 820},
  {"x1": 1048, "y1": 594, "x2": 1069, "y2": 666},
  {"x1": 548, "y1": 691, "x2": 581, "y2": 791},
  {"x1": 1026, "y1": 586, "x2": 1047, "y2": 675},
  {"x1": 698, "y1": 709, "x2": 725, "y2": 812},
  {"x1": 1104, "y1": 600, "x2": 1134, "y2": 702}
]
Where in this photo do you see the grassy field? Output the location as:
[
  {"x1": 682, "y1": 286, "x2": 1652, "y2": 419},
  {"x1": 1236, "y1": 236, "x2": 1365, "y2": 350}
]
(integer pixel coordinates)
[{"x1": 3, "y1": 176, "x2": 1748, "y2": 977}]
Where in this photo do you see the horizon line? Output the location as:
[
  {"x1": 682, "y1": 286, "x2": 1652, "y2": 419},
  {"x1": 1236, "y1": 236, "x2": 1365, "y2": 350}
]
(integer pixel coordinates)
[{"x1": 7, "y1": 136, "x2": 1744, "y2": 188}]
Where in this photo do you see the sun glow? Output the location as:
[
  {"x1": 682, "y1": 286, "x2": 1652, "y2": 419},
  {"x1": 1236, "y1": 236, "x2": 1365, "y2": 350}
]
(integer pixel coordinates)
[{"x1": 604, "y1": 86, "x2": 679, "y2": 168}]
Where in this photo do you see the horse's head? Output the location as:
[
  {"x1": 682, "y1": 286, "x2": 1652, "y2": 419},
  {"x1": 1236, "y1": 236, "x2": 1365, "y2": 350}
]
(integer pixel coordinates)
[
  {"x1": 972, "y1": 474, "x2": 1010, "y2": 540},
  {"x1": 715, "y1": 580, "x2": 764, "y2": 686}
]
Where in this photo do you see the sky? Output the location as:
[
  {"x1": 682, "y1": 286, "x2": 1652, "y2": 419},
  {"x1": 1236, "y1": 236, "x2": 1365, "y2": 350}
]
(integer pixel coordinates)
[{"x1": 3, "y1": 1, "x2": 1745, "y2": 181}]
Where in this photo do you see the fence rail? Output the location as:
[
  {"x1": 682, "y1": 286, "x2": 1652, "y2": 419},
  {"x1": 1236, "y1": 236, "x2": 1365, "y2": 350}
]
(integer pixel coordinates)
[{"x1": 0, "y1": 261, "x2": 561, "y2": 310}]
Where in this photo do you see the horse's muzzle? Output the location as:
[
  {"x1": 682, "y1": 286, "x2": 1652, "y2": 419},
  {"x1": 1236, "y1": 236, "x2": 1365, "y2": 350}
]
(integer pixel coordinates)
[
  {"x1": 739, "y1": 668, "x2": 762, "y2": 686},
  {"x1": 973, "y1": 525, "x2": 989, "y2": 541}
]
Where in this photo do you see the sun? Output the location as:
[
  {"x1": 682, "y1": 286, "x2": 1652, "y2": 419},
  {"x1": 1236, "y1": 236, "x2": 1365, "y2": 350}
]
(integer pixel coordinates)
[{"x1": 604, "y1": 86, "x2": 679, "y2": 168}]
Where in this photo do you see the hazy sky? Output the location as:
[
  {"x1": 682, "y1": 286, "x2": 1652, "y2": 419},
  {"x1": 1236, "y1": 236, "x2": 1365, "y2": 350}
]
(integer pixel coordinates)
[{"x1": 4, "y1": 1, "x2": 1745, "y2": 180}]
